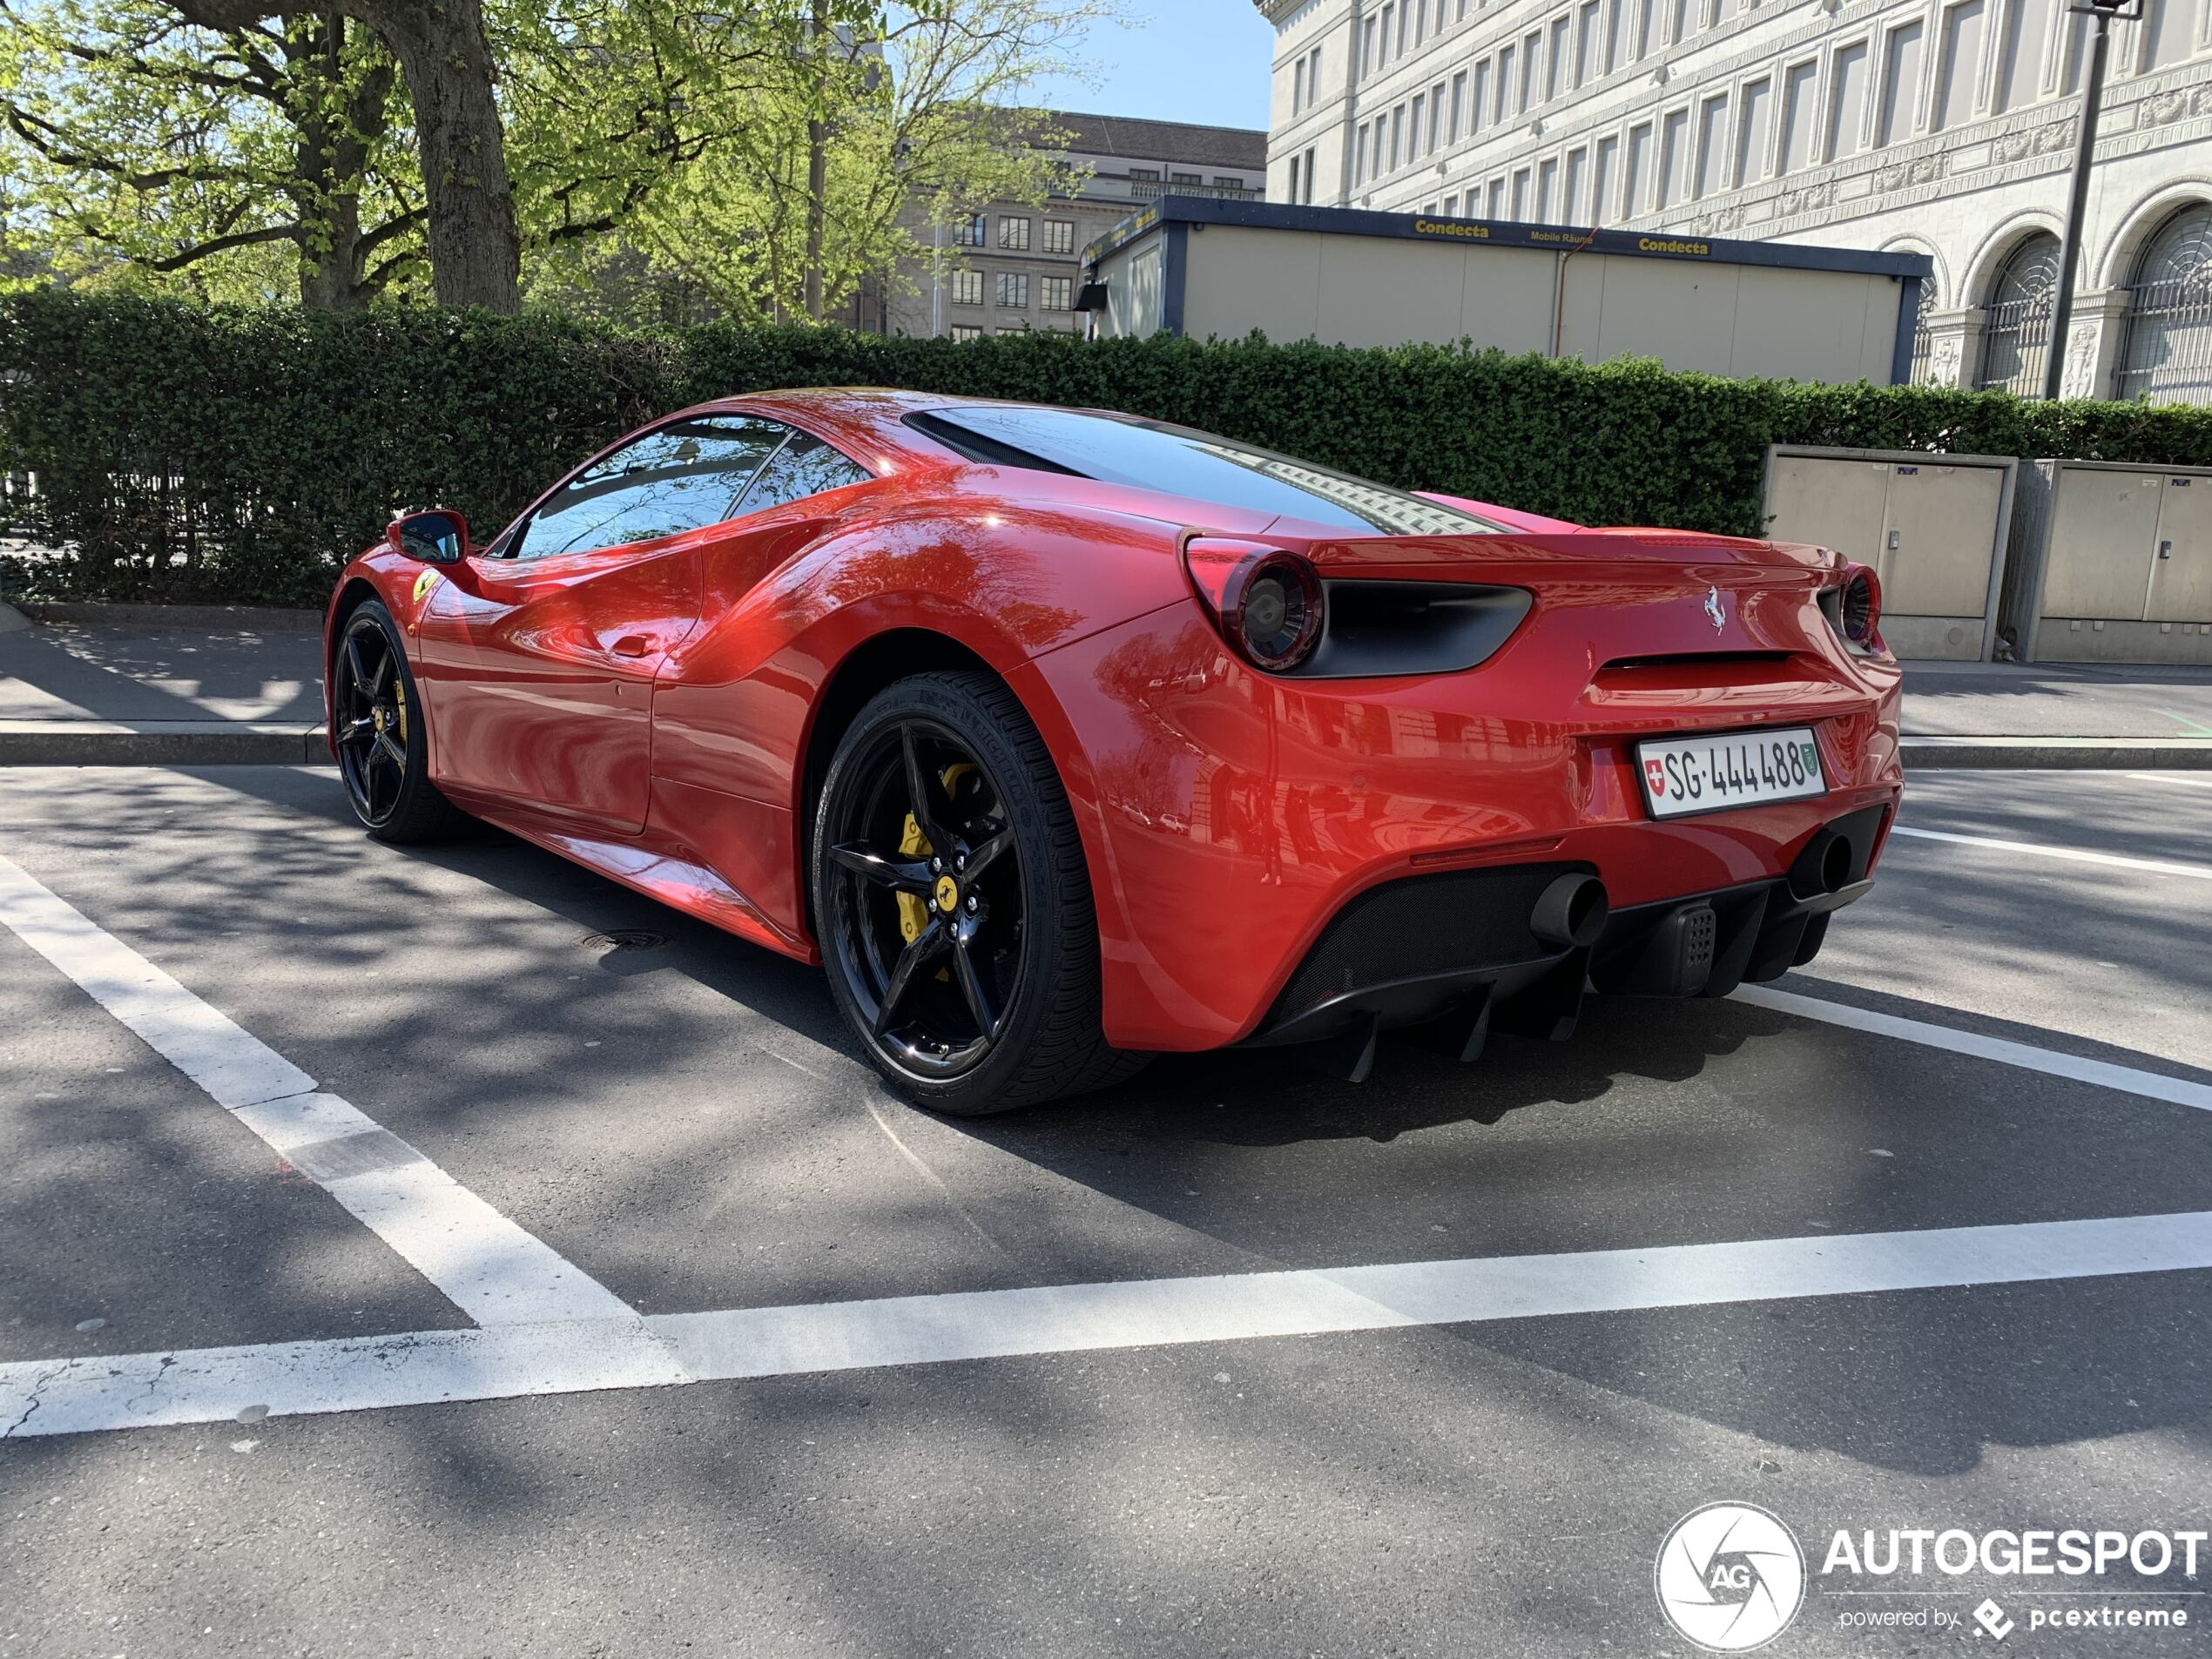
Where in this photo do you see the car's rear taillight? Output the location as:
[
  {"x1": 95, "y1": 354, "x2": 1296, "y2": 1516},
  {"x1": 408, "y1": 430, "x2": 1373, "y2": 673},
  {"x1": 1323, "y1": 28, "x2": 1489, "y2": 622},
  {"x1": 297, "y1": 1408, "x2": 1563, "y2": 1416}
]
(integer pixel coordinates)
[
  {"x1": 1839, "y1": 563, "x2": 1882, "y2": 649},
  {"x1": 1184, "y1": 539, "x2": 1324, "y2": 672}
]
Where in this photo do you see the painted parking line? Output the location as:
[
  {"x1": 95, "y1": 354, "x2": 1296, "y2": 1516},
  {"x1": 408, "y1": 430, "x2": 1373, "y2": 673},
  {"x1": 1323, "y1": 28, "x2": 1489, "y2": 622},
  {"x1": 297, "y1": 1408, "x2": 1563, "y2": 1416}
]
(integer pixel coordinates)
[
  {"x1": 1733, "y1": 985, "x2": 2212, "y2": 1114},
  {"x1": 8, "y1": 1211, "x2": 2211, "y2": 1438},
  {"x1": 0, "y1": 853, "x2": 665, "y2": 1334},
  {"x1": 1889, "y1": 825, "x2": 2212, "y2": 882}
]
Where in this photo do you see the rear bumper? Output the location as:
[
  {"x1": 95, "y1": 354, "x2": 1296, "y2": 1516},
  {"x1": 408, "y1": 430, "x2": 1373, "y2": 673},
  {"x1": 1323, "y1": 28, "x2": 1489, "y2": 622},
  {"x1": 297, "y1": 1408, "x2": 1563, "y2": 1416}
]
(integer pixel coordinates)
[
  {"x1": 1025, "y1": 596, "x2": 1904, "y2": 1053},
  {"x1": 1244, "y1": 804, "x2": 1887, "y2": 1051}
]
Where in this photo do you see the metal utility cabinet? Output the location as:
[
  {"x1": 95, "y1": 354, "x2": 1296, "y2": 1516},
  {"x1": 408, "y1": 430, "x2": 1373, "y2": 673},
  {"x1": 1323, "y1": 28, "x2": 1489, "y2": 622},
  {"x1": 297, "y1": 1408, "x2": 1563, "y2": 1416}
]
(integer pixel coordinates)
[
  {"x1": 2001, "y1": 462, "x2": 2212, "y2": 664},
  {"x1": 1760, "y1": 448, "x2": 2017, "y2": 662}
]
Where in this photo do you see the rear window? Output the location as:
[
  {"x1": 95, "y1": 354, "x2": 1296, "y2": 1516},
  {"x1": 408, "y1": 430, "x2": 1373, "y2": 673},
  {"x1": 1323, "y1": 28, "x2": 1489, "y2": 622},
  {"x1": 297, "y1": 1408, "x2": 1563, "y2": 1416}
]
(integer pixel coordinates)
[{"x1": 906, "y1": 406, "x2": 1505, "y2": 536}]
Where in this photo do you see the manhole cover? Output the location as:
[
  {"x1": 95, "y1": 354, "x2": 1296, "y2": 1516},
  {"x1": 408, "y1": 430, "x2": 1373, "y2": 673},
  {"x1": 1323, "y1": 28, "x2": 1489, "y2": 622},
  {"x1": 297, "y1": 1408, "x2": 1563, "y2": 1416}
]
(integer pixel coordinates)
[{"x1": 580, "y1": 929, "x2": 666, "y2": 953}]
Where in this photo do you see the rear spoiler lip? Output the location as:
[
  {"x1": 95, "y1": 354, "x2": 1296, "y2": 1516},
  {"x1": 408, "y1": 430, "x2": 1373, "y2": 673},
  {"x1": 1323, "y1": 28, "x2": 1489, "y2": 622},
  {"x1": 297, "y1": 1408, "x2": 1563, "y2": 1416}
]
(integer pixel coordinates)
[{"x1": 1275, "y1": 529, "x2": 1842, "y2": 578}]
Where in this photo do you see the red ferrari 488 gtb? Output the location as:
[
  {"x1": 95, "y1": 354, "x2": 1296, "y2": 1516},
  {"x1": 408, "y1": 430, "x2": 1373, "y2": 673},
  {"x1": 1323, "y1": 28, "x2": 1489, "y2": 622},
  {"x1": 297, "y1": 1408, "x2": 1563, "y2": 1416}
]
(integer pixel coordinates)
[{"x1": 326, "y1": 389, "x2": 1902, "y2": 1113}]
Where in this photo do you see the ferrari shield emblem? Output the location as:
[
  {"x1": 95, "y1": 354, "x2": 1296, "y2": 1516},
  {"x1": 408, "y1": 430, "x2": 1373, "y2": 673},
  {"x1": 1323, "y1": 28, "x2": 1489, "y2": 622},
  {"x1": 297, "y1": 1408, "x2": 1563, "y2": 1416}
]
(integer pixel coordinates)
[{"x1": 411, "y1": 568, "x2": 442, "y2": 605}]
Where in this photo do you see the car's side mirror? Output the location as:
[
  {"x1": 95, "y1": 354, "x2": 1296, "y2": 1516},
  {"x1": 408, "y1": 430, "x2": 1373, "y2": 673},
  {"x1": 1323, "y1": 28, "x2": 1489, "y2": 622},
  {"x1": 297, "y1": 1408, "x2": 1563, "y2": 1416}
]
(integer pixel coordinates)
[{"x1": 387, "y1": 509, "x2": 471, "y2": 564}]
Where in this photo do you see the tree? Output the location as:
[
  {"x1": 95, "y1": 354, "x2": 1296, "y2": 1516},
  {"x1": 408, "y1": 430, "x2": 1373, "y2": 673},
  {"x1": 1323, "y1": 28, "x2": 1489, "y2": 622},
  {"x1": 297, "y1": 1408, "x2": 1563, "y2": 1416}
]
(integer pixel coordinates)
[
  {"x1": 506, "y1": 0, "x2": 1116, "y2": 324},
  {"x1": 0, "y1": 0, "x2": 423, "y2": 305},
  {"x1": 167, "y1": 0, "x2": 521, "y2": 311}
]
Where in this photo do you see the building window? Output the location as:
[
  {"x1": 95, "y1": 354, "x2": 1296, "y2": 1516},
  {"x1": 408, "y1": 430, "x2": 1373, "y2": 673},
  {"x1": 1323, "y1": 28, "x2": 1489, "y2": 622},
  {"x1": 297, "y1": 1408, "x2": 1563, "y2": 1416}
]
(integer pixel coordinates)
[
  {"x1": 1487, "y1": 177, "x2": 1506, "y2": 216},
  {"x1": 1286, "y1": 152, "x2": 1303, "y2": 203},
  {"x1": 1548, "y1": 15, "x2": 1570, "y2": 98},
  {"x1": 1511, "y1": 166, "x2": 1530, "y2": 218},
  {"x1": 1537, "y1": 157, "x2": 1557, "y2": 219},
  {"x1": 1779, "y1": 58, "x2": 1819, "y2": 172},
  {"x1": 1594, "y1": 134, "x2": 1617, "y2": 223},
  {"x1": 1430, "y1": 80, "x2": 1446, "y2": 148},
  {"x1": 997, "y1": 325, "x2": 1028, "y2": 335},
  {"x1": 1293, "y1": 54, "x2": 1307, "y2": 113},
  {"x1": 952, "y1": 214, "x2": 986, "y2": 247},
  {"x1": 1040, "y1": 275, "x2": 1073, "y2": 311},
  {"x1": 1996, "y1": 0, "x2": 2053, "y2": 111},
  {"x1": 1878, "y1": 21, "x2": 1924, "y2": 146},
  {"x1": 1043, "y1": 219, "x2": 1075, "y2": 254},
  {"x1": 995, "y1": 272, "x2": 1029, "y2": 307},
  {"x1": 1356, "y1": 122, "x2": 1370, "y2": 184},
  {"x1": 1576, "y1": 0, "x2": 1601, "y2": 84},
  {"x1": 998, "y1": 216, "x2": 1031, "y2": 251},
  {"x1": 1450, "y1": 71, "x2": 1467, "y2": 140},
  {"x1": 1658, "y1": 107, "x2": 1689, "y2": 206},
  {"x1": 951, "y1": 268, "x2": 983, "y2": 306},
  {"x1": 1130, "y1": 167, "x2": 1160, "y2": 183},
  {"x1": 1307, "y1": 44, "x2": 1324, "y2": 102},
  {"x1": 1977, "y1": 233, "x2": 2061, "y2": 395},
  {"x1": 1379, "y1": 3, "x2": 1395, "y2": 62},
  {"x1": 1694, "y1": 93, "x2": 1728, "y2": 198},
  {"x1": 1362, "y1": 15, "x2": 1379, "y2": 76},
  {"x1": 1301, "y1": 145, "x2": 1317, "y2": 203},
  {"x1": 1826, "y1": 39, "x2": 1871, "y2": 159},
  {"x1": 2119, "y1": 204, "x2": 2212, "y2": 405},
  {"x1": 1565, "y1": 147, "x2": 1587, "y2": 220},
  {"x1": 1410, "y1": 94, "x2": 1426, "y2": 158},
  {"x1": 1499, "y1": 45, "x2": 1518, "y2": 117},
  {"x1": 951, "y1": 325, "x2": 982, "y2": 341},
  {"x1": 1625, "y1": 121, "x2": 1653, "y2": 213},
  {"x1": 1521, "y1": 30, "x2": 1542, "y2": 107},
  {"x1": 1737, "y1": 76, "x2": 1773, "y2": 184},
  {"x1": 1442, "y1": 192, "x2": 1459, "y2": 216},
  {"x1": 1474, "y1": 59, "x2": 1494, "y2": 130},
  {"x1": 1933, "y1": 0, "x2": 1987, "y2": 131}
]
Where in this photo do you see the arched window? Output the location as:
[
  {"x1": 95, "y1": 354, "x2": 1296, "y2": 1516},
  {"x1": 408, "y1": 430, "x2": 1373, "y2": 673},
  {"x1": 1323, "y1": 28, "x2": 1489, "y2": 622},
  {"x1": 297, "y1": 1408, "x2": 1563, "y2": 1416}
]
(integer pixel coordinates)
[
  {"x1": 2118, "y1": 204, "x2": 2212, "y2": 406},
  {"x1": 1976, "y1": 233, "x2": 2060, "y2": 395},
  {"x1": 1908, "y1": 278, "x2": 1938, "y2": 382}
]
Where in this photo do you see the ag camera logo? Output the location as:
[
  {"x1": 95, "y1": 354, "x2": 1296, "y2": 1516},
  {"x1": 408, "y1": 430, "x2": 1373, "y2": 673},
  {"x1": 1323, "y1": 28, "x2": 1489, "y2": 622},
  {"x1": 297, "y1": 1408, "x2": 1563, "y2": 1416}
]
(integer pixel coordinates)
[{"x1": 1656, "y1": 1502, "x2": 1807, "y2": 1652}]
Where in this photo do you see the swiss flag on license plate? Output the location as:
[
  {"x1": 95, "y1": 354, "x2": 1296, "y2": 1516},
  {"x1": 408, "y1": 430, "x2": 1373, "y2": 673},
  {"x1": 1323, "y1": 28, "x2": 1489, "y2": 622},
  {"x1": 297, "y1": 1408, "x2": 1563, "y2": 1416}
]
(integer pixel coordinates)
[{"x1": 1643, "y1": 757, "x2": 1668, "y2": 796}]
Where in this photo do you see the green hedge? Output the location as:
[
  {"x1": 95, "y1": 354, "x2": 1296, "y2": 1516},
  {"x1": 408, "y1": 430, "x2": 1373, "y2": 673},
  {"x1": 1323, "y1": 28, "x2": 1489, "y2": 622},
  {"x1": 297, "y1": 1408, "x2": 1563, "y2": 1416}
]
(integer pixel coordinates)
[{"x1": 8, "y1": 287, "x2": 2212, "y2": 607}]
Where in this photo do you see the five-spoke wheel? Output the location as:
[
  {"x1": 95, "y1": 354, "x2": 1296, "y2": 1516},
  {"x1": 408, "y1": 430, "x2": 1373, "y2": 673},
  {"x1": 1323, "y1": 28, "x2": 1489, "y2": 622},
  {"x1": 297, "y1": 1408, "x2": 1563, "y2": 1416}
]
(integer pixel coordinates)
[
  {"x1": 813, "y1": 671, "x2": 1146, "y2": 1113},
  {"x1": 332, "y1": 601, "x2": 468, "y2": 843}
]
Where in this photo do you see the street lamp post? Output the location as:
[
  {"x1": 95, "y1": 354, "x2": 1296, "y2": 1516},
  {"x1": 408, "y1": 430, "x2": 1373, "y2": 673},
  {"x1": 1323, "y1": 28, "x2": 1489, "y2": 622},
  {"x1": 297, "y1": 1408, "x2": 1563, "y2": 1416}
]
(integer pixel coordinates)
[{"x1": 2041, "y1": 0, "x2": 2139, "y2": 400}]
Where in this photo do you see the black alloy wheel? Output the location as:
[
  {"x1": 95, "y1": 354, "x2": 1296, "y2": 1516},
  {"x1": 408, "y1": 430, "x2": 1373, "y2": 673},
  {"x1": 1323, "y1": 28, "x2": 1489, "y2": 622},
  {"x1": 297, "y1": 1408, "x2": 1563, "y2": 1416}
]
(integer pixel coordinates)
[
  {"x1": 332, "y1": 601, "x2": 468, "y2": 843},
  {"x1": 813, "y1": 671, "x2": 1147, "y2": 1114}
]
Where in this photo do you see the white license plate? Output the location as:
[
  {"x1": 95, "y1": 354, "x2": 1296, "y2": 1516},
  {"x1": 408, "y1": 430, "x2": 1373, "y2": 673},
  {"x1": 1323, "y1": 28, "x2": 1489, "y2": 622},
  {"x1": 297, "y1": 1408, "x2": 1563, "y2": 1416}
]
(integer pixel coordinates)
[{"x1": 1635, "y1": 727, "x2": 1826, "y2": 819}]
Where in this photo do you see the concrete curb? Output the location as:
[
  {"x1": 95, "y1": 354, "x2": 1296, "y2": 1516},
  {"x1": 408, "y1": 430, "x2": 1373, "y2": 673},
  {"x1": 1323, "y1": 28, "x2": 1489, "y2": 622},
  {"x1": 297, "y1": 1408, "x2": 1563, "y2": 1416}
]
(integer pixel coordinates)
[
  {"x1": 0, "y1": 601, "x2": 31, "y2": 635},
  {"x1": 13, "y1": 599, "x2": 324, "y2": 633},
  {"x1": 0, "y1": 721, "x2": 331, "y2": 766},
  {"x1": 1899, "y1": 736, "x2": 2212, "y2": 769}
]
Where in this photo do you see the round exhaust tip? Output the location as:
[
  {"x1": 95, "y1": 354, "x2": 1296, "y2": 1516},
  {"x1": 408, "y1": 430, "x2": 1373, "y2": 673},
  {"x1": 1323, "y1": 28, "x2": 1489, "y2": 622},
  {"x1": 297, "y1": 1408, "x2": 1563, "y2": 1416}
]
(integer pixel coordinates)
[
  {"x1": 1532, "y1": 873, "x2": 1608, "y2": 950},
  {"x1": 1818, "y1": 833, "x2": 1853, "y2": 894}
]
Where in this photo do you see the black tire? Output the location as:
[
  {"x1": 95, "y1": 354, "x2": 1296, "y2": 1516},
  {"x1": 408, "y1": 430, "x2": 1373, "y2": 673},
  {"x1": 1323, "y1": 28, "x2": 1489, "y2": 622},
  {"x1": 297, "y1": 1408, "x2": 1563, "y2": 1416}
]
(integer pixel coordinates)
[
  {"x1": 812, "y1": 671, "x2": 1149, "y2": 1115},
  {"x1": 332, "y1": 600, "x2": 470, "y2": 845}
]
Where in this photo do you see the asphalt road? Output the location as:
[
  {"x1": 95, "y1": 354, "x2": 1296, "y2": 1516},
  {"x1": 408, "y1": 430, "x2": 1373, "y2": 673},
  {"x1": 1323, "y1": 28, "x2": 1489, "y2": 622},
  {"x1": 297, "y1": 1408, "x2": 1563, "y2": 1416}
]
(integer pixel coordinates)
[{"x1": 2, "y1": 764, "x2": 2209, "y2": 1657}]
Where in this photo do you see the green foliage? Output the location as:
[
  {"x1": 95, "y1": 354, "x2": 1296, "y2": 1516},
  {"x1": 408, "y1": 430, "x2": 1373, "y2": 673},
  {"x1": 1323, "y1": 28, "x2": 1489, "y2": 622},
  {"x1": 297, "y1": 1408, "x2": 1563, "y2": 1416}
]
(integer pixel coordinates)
[{"x1": 10, "y1": 287, "x2": 2212, "y2": 606}]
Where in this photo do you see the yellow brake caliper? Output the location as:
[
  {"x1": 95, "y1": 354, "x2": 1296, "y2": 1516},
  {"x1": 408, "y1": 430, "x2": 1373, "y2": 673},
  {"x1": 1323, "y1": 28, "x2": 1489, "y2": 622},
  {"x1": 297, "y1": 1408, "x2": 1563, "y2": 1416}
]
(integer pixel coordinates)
[
  {"x1": 393, "y1": 677, "x2": 408, "y2": 745},
  {"x1": 894, "y1": 765, "x2": 975, "y2": 981}
]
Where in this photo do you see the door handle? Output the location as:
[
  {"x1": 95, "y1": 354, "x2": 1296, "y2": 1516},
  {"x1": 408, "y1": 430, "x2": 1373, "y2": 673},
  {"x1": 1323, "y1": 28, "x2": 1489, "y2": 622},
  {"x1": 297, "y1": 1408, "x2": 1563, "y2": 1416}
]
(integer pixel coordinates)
[
  {"x1": 2158, "y1": 540, "x2": 2174, "y2": 561},
  {"x1": 610, "y1": 634, "x2": 652, "y2": 658}
]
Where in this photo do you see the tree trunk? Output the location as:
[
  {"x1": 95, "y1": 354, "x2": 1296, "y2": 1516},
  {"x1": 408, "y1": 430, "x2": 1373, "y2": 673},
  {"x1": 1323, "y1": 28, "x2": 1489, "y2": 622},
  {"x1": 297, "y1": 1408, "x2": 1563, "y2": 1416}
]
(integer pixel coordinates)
[
  {"x1": 293, "y1": 12, "x2": 373, "y2": 309},
  {"x1": 356, "y1": 0, "x2": 520, "y2": 312},
  {"x1": 802, "y1": 0, "x2": 827, "y2": 320}
]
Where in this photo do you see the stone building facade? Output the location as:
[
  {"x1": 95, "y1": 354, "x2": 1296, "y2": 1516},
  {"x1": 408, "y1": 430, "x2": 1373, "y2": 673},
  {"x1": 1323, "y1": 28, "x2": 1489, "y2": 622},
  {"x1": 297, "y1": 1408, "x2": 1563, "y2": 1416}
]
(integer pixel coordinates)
[{"x1": 1259, "y1": 0, "x2": 2212, "y2": 401}]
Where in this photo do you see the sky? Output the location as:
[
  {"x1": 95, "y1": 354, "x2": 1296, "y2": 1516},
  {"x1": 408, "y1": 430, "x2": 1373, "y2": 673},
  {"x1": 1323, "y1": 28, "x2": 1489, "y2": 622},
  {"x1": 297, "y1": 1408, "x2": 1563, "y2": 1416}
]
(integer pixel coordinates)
[{"x1": 1025, "y1": 0, "x2": 1276, "y2": 132}]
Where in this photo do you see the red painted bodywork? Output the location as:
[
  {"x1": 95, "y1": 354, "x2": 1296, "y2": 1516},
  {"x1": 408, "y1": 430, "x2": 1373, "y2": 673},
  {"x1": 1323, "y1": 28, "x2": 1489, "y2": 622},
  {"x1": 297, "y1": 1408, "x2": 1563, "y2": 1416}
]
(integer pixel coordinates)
[{"x1": 327, "y1": 388, "x2": 1903, "y2": 1051}]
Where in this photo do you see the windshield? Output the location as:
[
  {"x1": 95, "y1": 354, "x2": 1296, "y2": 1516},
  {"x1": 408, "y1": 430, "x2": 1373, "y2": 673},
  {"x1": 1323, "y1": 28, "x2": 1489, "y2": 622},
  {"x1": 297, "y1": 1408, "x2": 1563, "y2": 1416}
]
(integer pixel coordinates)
[{"x1": 907, "y1": 406, "x2": 1506, "y2": 536}]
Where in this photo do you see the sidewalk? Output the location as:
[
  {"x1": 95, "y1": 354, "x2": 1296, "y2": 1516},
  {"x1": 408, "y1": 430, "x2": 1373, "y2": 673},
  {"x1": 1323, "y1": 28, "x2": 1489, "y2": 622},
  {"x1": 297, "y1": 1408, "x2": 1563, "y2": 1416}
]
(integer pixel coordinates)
[
  {"x1": 3, "y1": 601, "x2": 2210, "y2": 768},
  {"x1": 0, "y1": 602, "x2": 327, "y2": 765}
]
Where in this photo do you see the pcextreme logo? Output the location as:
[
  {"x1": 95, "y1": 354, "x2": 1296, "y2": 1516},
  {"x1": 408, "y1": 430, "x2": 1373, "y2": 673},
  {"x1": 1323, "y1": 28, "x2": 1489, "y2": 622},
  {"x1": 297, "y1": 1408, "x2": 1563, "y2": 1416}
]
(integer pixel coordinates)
[{"x1": 1655, "y1": 1502, "x2": 1808, "y2": 1652}]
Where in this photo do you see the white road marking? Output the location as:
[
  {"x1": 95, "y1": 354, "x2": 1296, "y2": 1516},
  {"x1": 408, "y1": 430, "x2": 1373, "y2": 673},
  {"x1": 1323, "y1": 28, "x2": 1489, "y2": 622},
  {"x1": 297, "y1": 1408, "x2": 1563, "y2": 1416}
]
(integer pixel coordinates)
[
  {"x1": 0, "y1": 853, "x2": 650, "y2": 1329},
  {"x1": 2127, "y1": 772, "x2": 2212, "y2": 791},
  {"x1": 8, "y1": 1211, "x2": 2211, "y2": 1438},
  {"x1": 1734, "y1": 985, "x2": 2212, "y2": 1114},
  {"x1": 1889, "y1": 825, "x2": 2212, "y2": 882}
]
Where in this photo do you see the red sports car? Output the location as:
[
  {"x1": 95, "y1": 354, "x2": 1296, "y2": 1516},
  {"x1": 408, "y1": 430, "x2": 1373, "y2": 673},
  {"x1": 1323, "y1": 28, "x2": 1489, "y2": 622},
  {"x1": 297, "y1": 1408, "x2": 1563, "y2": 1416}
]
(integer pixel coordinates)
[{"x1": 326, "y1": 389, "x2": 1902, "y2": 1113}]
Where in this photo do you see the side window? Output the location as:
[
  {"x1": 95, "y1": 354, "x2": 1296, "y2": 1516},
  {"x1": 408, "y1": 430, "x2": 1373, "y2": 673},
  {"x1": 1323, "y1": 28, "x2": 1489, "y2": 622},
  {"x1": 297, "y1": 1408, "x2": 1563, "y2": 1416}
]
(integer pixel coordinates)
[
  {"x1": 734, "y1": 428, "x2": 872, "y2": 516},
  {"x1": 512, "y1": 416, "x2": 786, "y2": 560}
]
